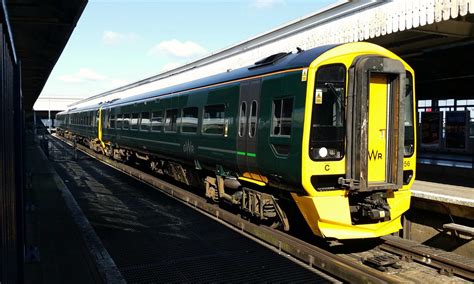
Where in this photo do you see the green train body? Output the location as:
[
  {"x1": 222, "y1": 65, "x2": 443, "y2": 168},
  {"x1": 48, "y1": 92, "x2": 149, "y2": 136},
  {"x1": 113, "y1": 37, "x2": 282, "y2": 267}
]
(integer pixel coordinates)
[{"x1": 56, "y1": 42, "x2": 417, "y2": 239}]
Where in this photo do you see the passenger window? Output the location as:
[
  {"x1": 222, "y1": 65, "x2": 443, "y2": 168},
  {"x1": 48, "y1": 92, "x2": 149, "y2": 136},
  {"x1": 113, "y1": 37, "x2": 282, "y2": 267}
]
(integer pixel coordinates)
[
  {"x1": 249, "y1": 100, "x2": 258, "y2": 138},
  {"x1": 181, "y1": 107, "x2": 198, "y2": 133},
  {"x1": 110, "y1": 115, "x2": 116, "y2": 129},
  {"x1": 140, "y1": 112, "x2": 151, "y2": 131},
  {"x1": 238, "y1": 102, "x2": 247, "y2": 137},
  {"x1": 123, "y1": 114, "x2": 130, "y2": 130},
  {"x1": 272, "y1": 98, "x2": 293, "y2": 136},
  {"x1": 116, "y1": 114, "x2": 123, "y2": 129},
  {"x1": 151, "y1": 111, "x2": 163, "y2": 132},
  {"x1": 203, "y1": 104, "x2": 225, "y2": 135},
  {"x1": 164, "y1": 109, "x2": 178, "y2": 132},
  {"x1": 130, "y1": 113, "x2": 139, "y2": 130}
]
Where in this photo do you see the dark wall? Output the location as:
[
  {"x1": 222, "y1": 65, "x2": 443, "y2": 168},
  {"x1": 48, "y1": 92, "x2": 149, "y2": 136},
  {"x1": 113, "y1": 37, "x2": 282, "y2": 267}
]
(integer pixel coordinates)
[
  {"x1": 0, "y1": 4, "x2": 24, "y2": 283},
  {"x1": 404, "y1": 42, "x2": 474, "y2": 101}
]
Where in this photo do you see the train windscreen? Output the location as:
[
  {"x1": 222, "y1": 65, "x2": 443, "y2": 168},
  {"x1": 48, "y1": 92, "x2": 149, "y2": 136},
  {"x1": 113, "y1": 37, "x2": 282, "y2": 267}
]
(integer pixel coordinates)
[
  {"x1": 404, "y1": 72, "x2": 415, "y2": 157},
  {"x1": 309, "y1": 64, "x2": 346, "y2": 161}
]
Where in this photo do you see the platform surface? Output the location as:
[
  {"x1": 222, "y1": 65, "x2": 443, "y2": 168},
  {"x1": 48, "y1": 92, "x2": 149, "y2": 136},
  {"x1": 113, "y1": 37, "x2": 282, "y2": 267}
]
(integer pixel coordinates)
[
  {"x1": 24, "y1": 132, "x2": 102, "y2": 283},
  {"x1": 411, "y1": 180, "x2": 473, "y2": 208}
]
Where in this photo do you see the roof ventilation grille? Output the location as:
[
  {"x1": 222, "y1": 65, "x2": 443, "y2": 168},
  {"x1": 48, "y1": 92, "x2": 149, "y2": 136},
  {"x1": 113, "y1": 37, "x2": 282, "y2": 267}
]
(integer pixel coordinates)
[{"x1": 249, "y1": 52, "x2": 291, "y2": 70}]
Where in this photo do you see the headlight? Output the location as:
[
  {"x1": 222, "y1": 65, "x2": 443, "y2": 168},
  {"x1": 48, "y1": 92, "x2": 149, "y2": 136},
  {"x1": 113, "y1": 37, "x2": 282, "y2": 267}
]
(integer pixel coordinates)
[
  {"x1": 318, "y1": 147, "x2": 328, "y2": 158},
  {"x1": 311, "y1": 147, "x2": 342, "y2": 160}
]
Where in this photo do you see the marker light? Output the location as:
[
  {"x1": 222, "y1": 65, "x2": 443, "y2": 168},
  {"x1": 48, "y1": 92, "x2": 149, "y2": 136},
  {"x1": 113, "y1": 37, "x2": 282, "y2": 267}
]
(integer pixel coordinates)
[{"x1": 319, "y1": 147, "x2": 328, "y2": 158}]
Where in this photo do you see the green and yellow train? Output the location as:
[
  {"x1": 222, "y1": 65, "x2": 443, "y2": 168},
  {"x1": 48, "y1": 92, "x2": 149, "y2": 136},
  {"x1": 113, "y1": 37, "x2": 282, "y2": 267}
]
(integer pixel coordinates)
[{"x1": 56, "y1": 42, "x2": 416, "y2": 239}]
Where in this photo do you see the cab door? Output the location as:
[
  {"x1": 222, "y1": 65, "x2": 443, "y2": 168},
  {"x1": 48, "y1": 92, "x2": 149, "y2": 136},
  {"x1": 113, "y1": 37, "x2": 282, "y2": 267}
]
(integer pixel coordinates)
[
  {"x1": 367, "y1": 74, "x2": 388, "y2": 182},
  {"x1": 237, "y1": 79, "x2": 261, "y2": 179},
  {"x1": 345, "y1": 56, "x2": 406, "y2": 191}
]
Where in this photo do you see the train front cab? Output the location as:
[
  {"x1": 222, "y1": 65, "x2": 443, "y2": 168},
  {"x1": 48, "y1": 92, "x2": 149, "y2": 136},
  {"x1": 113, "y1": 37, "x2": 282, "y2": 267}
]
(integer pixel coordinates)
[{"x1": 292, "y1": 43, "x2": 416, "y2": 239}]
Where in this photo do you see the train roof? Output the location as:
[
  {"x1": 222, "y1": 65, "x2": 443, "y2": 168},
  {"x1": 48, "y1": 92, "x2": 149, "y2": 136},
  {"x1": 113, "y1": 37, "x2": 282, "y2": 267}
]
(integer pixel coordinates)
[{"x1": 61, "y1": 44, "x2": 339, "y2": 114}]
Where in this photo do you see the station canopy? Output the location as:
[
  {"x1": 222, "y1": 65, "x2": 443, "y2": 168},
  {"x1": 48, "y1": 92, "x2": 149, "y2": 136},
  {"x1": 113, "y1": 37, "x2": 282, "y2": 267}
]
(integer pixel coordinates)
[
  {"x1": 67, "y1": 1, "x2": 474, "y2": 111},
  {"x1": 6, "y1": 0, "x2": 87, "y2": 110}
]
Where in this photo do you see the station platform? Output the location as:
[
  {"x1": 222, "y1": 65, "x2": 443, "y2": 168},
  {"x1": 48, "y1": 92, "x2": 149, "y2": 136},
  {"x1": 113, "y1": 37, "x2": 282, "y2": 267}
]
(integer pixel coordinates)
[
  {"x1": 24, "y1": 132, "x2": 330, "y2": 283},
  {"x1": 24, "y1": 131, "x2": 102, "y2": 283},
  {"x1": 405, "y1": 180, "x2": 474, "y2": 258},
  {"x1": 411, "y1": 180, "x2": 473, "y2": 221},
  {"x1": 414, "y1": 151, "x2": 473, "y2": 220},
  {"x1": 412, "y1": 180, "x2": 473, "y2": 208}
]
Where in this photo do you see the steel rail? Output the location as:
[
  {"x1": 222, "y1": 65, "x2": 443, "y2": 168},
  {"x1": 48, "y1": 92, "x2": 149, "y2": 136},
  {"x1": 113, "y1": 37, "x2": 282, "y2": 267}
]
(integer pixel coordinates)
[
  {"x1": 51, "y1": 134, "x2": 402, "y2": 283},
  {"x1": 380, "y1": 235, "x2": 474, "y2": 281}
]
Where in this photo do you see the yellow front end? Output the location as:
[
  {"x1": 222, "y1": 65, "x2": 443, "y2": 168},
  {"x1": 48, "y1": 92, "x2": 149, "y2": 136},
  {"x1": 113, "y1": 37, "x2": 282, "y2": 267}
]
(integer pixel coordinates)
[
  {"x1": 291, "y1": 190, "x2": 411, "y2": 239},
  {"x1": 295, "y1": 42, "x2": 416, "y2": 239}
]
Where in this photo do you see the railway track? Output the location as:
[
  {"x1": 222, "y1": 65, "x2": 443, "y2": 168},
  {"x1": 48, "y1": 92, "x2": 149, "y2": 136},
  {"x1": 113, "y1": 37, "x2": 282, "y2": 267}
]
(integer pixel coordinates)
[
  {"x1": 380, "y1": 235, "x2": 474, "y2": 280},
  {"x1": 50, "y1": 134, "x2": 474, "y2": 283}
]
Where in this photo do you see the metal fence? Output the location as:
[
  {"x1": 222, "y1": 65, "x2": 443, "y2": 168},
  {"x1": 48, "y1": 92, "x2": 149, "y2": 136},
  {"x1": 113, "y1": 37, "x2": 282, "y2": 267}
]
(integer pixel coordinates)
[{"x1": 0, "y1": 1, "x2": 24, "y2": 283}]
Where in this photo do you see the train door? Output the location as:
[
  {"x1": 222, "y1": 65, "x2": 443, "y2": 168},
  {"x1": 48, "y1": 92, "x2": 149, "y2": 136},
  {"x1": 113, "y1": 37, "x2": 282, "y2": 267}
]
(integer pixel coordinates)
[
  {"x1": 97, "y1": 107, "x2": 105, "y2": 148},
  {"x1": 367, "y1": 75, "x2": 388, "y2": 182},
  {"x1": 237, "y1": 79, "x2": 262, "y2": 179},
  {"x1": 345, "y1": 56, "x2": 406, "y2": 191}
]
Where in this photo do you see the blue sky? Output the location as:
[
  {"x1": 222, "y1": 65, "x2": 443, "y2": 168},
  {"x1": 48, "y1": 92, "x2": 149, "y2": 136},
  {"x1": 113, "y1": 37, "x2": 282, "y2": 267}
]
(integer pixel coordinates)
[{"x1": 39, "y1": 0, "x2": 334, "y2": 101}]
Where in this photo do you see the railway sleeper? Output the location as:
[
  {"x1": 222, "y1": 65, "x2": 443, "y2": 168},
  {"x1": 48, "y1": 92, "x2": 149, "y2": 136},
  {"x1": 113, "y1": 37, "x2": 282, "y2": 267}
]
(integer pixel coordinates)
[{"x1": 362, "y1": 255, "x2": 400, "y2": 272}]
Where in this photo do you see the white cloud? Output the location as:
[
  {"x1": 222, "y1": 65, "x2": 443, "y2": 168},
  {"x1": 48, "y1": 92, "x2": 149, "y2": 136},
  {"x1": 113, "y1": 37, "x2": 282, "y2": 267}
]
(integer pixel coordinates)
[
  {"x1": 102, "y1": 31, "x2": 139, "y2": 46},
  {"x1": 161, "y1": 62, "x2": 183, "y2": 72},
  {"x1": 105, "y1": 78, "x2": 129, "y2": 89},
  {"x1": 58, "y1": 68, "x2": 129, "y2": 90},
  {"x1": 148, "y1": 39, "x2": 207, "y2": 58},
  {"x1": 77, "y1": 68, "x2": 107, "y2": 81},
  {"x1": 251, "y1": 0, "x2": 285, "y2": 9},
  {"x1": 58, "y1": 68, "x2": 107, "y2": 83},
  {"x1": 58, "y1": 74, "x2": 82, "y2": 83}
]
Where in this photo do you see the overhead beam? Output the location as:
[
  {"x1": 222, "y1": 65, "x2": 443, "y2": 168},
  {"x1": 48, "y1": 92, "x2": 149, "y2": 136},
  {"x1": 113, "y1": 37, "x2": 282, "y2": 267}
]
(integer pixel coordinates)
[{"x1": 412, "y1": 20, "x2": 474, "y2": 38}]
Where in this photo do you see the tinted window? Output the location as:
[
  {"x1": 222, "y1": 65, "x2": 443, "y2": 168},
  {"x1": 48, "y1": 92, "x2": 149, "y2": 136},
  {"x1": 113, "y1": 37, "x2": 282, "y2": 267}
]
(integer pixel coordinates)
[
  {"x1": 239, "y1": 102, "x2": 247, "y2": 137},
  {"x1": 181, "y1": 107, "x2": 198, "y2": 133},
  {"x1": 404, "y1": 72, "x2": 415, "y2": 156},
  {"x1": 203, "y1": 104, "x2": 225, "y2": 135},
  {"x1": 151, "y1": 111, "x2": 163, "y2": 132},
  {"x1": 164, "y1": 109, "x2": 178, "y2": 132},
  {"x1": 110, "y1": 115, "x2": 116, "y2": 129},
  {"x1": 140, "y1": 112, "x2": 151, "y2": 131},
  {"x1": 309, "y1": 64, "x2": 346, "y2": 161},
  {"x1": 272, "y1": 98, "x2": 293, "y2": 136},
  {"x1": 116, "y1": 114, "x2": 123, "y2": 129}
]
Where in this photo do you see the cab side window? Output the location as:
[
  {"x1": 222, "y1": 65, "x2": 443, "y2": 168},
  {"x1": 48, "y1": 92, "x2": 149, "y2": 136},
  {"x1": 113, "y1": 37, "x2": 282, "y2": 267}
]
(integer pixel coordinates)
[{"x1": 271, "y1": 98, "x2": 293, "y2": 136}]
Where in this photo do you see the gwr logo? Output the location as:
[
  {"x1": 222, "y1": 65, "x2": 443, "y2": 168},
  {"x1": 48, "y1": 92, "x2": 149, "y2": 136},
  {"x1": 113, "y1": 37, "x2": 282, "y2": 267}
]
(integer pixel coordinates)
[{"x1": 369, "y1": 149, "x2": 383, "y2": 161}]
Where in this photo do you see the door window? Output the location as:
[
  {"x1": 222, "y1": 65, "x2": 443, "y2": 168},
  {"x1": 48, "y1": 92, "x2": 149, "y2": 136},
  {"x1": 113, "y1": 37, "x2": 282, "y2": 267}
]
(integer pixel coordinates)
[
  {"x1": 249, "y1": 100, "x2": 258, "y2": 138},
  {"x1": 238, "y1": 102, "x2": 247, "y2": 137}
]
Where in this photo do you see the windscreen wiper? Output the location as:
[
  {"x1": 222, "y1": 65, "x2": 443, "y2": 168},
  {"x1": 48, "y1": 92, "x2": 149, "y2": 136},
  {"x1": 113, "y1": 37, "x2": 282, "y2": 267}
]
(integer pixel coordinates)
[{"x1": 324, "y1": 82, "x2": 343, "y2": 110}]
